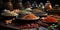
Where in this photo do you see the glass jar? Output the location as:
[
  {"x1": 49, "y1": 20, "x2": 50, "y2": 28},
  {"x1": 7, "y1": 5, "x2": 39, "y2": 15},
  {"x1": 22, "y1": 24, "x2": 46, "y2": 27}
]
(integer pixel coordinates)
[{"x1": 6, "y1": 2, "x2": 13, "y2": 11}]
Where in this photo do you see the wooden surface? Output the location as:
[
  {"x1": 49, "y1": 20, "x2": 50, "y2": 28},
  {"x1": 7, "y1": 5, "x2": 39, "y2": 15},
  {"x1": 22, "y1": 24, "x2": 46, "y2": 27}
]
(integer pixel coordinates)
[{"x1": 0, "y1": 20, "x2": 49, "y2": 30}]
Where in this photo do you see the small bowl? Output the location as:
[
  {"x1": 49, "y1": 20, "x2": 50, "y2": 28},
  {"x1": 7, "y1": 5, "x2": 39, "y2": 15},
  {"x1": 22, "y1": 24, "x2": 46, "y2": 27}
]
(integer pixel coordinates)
[
  {"x1": 14, "y1": 17, "x2": 40, "y2": 24},
  {"x1": 1, "y1": 16, "x2": 16, "y2": 22},
  {"x1": 16, "y1": 17, "x2": 40, "y2": 20}
]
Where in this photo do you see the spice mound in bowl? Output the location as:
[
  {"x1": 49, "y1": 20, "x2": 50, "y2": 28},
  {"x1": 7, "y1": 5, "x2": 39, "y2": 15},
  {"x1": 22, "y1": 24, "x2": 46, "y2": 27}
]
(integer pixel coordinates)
[{"x1": 22, "y1": 14, "x2": 40, "y2": 20}]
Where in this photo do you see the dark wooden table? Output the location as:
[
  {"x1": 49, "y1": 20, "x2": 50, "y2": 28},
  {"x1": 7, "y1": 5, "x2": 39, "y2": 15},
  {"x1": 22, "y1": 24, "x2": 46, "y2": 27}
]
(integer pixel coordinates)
[
  {"x1": 0, "y1": 22, "x2": 20, "y2": 30},
  {"x1": 0, "y1": 21, "x2": 49, "y2": 30}
]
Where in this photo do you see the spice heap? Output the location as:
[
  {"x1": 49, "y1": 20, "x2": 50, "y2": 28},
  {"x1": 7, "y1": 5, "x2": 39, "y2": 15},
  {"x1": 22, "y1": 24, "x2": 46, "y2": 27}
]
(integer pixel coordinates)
[
  {"x1": 23, "y1": 14, "x2": 39, "y2": 20},
  {"x1": 17, "y1": 23, "x2": 39, "y2": 28},
  {"x1": 43, "y1": 16, "x2": 58, "y2": 23},
  {"x1": 1, "y1": 9, "x2": 18, "y2": 16}
]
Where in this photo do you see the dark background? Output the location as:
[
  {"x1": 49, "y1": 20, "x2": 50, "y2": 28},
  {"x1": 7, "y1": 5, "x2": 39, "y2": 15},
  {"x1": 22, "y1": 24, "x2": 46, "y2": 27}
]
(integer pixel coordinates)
[
  {"x1": 0, "y1": 0, "x2": 60, "y2": 10},
  {"x1": 0, "y1": 0, "x2": 60, "y2": 6},
  {"x1": 0, "y1": 0, "x2": 60, "y2": 5},
  {"x1": 22, "y1": 0, "x2": 60, "y2": 6}
]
